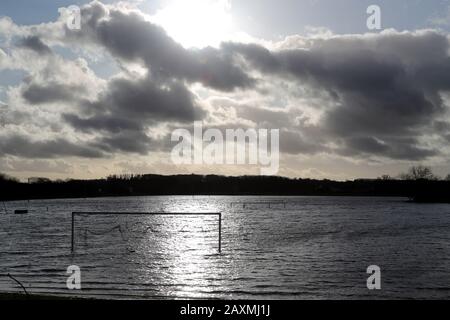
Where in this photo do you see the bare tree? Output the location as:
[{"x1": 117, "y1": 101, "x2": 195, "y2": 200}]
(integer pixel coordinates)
[{"x1": 400, "y1": 165, "x2": 436, "y2": 180}]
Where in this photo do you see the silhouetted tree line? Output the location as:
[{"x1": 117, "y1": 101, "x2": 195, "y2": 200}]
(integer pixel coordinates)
[{"x1": 1, "y1": 166, "x2": 450, "y2": 202}]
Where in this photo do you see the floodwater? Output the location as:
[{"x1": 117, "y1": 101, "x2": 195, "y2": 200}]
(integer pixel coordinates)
[{"x1": 1, "y1": 196, "x2": 450, "y2": 299}]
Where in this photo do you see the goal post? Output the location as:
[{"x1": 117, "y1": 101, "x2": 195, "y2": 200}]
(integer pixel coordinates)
[{"x1": 71, "y1": 211, "x2": 222, "y2": 253}]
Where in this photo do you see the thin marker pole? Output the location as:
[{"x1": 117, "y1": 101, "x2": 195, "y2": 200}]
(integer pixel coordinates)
[
  {"x1": 218, "y1": 213, "x2": 222, "y2": 253},
  {"x1": 71, "y1": 212, "x2": 74, "y2": 252}
]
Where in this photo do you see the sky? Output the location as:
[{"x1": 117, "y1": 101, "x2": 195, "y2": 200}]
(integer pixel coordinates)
[{"x1": 1, "y1": 0, "x2": 450, "y2": 181}]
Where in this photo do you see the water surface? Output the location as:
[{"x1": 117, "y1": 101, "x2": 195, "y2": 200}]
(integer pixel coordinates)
[{"x1": 1, "y1": 196, "x2": 450, "y2": 299}]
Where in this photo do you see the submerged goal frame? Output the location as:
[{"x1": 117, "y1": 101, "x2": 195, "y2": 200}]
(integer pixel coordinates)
[{"x1": 71, "y1": 212, "x2": 222, "y2": 253}]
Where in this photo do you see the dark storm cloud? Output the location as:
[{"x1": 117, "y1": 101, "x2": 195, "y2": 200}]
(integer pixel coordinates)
[
  {"x1": 102, "y1": 77, "x2": 203, "y2": 122},
  {"x1": 433, "y1": 120, "x2": 450, "y2": 135},
  {"x1": 62, "y1": 113, "x2": 139, "y2": 134},
  {"x1": 61, "y1": 76, "x2": 204, "y2": 155},
  {"x1": 223, "y1": 43, "x2": 280, "y2": 73},
  {"x1": 341, "y1": 136, "x2": 438, "y2": 160},
  {"x1": 63, "y1": 75, "x2": 202, "y2": 134},
  {"x1": 0, "y1": 135, "x2": 104, "y2": 158},
  {"x1": 92, "y1": 130, "x2": 154, "y2": 155},
  {"x1": 17, "y1": 36, "x2": 52, "y2": 55},
  {"x1": 0, "y1": 130, "x2": 165, "y2": 160},
  {"x1": 279, "y1": 130, "x2": 326, "y2": 155},
  {"x1": 68, "y1": 2, "x2": 254, "y2": 91},
  {"x1": 22, "y1": 83, "x2": 85, "y2": 105},
  {"x1": 224, "y1": 31, "x2": 450, "y2": 160}
]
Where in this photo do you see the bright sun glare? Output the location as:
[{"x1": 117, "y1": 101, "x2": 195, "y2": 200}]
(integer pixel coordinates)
[{"x1": 151, "y1": 0, "x2": 233, "y2": 49}]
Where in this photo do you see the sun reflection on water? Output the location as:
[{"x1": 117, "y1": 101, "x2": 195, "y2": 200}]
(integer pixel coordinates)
[{"x1": 135, "y1": 196, "x2": 223, "y2": 298}]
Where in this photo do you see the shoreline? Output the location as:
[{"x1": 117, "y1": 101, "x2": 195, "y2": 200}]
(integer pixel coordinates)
[
  {"x1": 1, "y1": 194, "x2": 410, "y2": 203},
  {"x1": 0, "y1": 292, "x2": 91, "y2": 300}
]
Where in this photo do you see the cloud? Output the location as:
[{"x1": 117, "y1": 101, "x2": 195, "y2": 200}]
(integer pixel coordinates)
[
  {"x1": 236, "y1": 105, "x2": 292, "y2": 127},
  {"x1": 17, "y1": 36, "x2": 52, "y2": 55},
  {"x1": 0, "y1": 158, "x2": 74, "y2": 174},
  {"x1": 97, "y1": 76, "x2": 204, "y2": 123},
  {"x1": 225, "y1": 30, "x2": 450, "y2": 160},
  {"x1": 1, "y1": 1, "x2": 241, "y2": 160},
  {"x1": 0, "y1": 134, "x2": 104, "y2": 159},
  {"x1": 22, "y1": 82, "x2": 86, "y2": 105},
  {"x1": 92, "y1": 130, "x2": 154, "y2": 155},
  {"x1": 1, "y1": 1, "x2": 450, "y2": 179},
  {"x1": 60, "y1": 75, "x2": 205, "y2": 155},
  {"x1": 0, "y1": 104, "x2": 29, "y2": 126},
  {"x1": 341, "y1": 136, "x2": 438, "y2": 160},
  {"x1": 62, "y1": 113, "x2": 138, "y2": 134},
  {"x1": 279, "y1": 130, "x2": 326, "y2": 155},
  {"x1": 63, "y1": 2, "x2": 254, "y2": 91}
]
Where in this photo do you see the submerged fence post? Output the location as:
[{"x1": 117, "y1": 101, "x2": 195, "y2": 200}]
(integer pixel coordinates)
[
  {"x1": 71, "y1": 212, "x2": 74, "y2": 252},
  {"x1": 218, "y1": 213, "x2": 222, "y2": 253}
]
